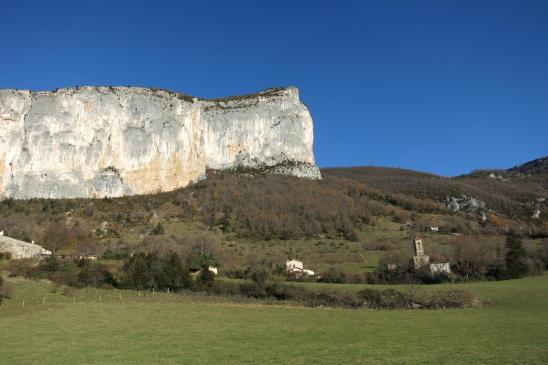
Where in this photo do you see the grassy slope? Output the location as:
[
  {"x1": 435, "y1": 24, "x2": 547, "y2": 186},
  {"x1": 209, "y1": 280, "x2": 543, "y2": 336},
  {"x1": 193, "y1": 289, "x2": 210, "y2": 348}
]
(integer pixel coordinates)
[{"x1": 0, "y1": 275, "x2": 547, "y2": 365}]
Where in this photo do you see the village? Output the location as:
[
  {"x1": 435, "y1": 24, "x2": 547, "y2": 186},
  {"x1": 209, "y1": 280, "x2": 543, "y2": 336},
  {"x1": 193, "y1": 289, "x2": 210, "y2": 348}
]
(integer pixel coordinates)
[{"x1": 1, "y1": 228, "x2": 451, "y2": 281}]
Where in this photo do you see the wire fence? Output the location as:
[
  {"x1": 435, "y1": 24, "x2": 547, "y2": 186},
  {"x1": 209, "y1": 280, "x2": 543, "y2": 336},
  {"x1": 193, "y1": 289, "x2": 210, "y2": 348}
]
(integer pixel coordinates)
[
  {"x1": 0, "y1": 282, "x2": 270, "y2": 318},
  {"x1": 0, "y1": 287, "x2": 187, "y2": 317}
]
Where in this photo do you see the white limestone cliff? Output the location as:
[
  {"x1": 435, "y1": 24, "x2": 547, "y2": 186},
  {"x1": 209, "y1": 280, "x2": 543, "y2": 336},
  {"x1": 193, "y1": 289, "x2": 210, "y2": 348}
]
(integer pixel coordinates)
[{"x1": 0, "y1": 86, "x2": 320, "y2": 199}]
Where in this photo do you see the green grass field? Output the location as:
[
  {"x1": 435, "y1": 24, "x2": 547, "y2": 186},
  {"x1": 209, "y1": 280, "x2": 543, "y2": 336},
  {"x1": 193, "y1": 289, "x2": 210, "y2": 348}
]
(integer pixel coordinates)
[{"x1": 1, "y1": 274, "x2": 547, "y2": 365}]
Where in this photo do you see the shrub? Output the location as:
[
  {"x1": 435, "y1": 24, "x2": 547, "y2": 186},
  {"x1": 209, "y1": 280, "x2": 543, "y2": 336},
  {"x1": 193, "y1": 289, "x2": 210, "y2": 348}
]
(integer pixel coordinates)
[
  {"x1": 357, "y1": 288, "x2": 382, "y2": 308},
  {"x1": 151, "y1": 223, "x2": 165, "y2": 235},
  {"x1": 379, "y1": 289, "x2": 408, "y2": 309},
  {"x1": 0, "y1": 276, "x2": 13, "y2": 306},
  {"x1": 0, "y1": 276, "x2": 4, "y2": 305},
  {"x1": 102, "y1": 249, "x2": 129, "y2": 260},
  {"x1": 121, "y1": 252, "x2": 192, "y2": 291},
  {"x1": 239, "y1": 282, "x2": 267, "y2": 298},
  {"x1": 210, "y1": 280, "x2": 241, "y2": 296},
  {"x1": 310, "y1": 290, "x2": 345, "y2": 307},
  {"x1": 77, "y1": 260, "x2": 116, "y2": 288},
  {"x1": 6, "y1": 259, "x2": 36, "y2": 277},
  {"x1": 428, "y1": 290, "x2": 478, "y2": 309},
  {"x1": 318, "y1": 268, "x2": 343, "y2": 283}
]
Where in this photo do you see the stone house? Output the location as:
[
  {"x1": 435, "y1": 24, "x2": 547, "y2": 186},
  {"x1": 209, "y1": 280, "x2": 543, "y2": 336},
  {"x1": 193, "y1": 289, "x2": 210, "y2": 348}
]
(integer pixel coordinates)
[
  {"x1": 0, "y1": 235, "x2": 52, "y2": 259},
  {"x1": 428, "y1": 262, "x2": 451, "y2": 275}
]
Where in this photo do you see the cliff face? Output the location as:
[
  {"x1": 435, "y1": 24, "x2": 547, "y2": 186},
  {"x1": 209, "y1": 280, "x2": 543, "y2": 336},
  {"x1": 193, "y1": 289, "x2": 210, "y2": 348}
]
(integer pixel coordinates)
[{"x1": 0, "y1": 86, "x2": 320, "y2": 199}]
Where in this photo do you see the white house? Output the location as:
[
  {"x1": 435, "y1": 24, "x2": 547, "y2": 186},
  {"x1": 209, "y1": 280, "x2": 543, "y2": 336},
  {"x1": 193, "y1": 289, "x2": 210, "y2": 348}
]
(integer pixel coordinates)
[
  {"x1": 286, "y1": 259, "x2": 303, "y2": 272},
  {"x1": 285, "y1": 259, "x2": 314, "y2": 276}
]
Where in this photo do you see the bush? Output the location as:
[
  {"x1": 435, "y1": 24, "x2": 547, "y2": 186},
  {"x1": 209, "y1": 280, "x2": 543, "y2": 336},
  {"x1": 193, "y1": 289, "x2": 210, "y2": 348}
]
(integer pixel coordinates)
[
  {"x1": 210, "y1": 280, "x2": 241, "y2": 296},
  {"x1": 357, "y1": 288, "x2": 382, "y2": 308},
  {"x1": 0, "y1": 276, "x2": 13, "y2": 306},
  {"x1": 102, "y1": 249, "x2": 130, "y2": 260},
  {"x1": 379, "y1": 289, "x2": 408, "y2": 309},
  {"x1": 7, "y1": 259, "x2": 36, "y2": 277},
  {"x1": 428, "y1": 290, "x2": 478, "y2": 309},
  {"x1": 77, "y1": 260, "x2": 117, "y2": 288},
  {"x1": 317, "y1": 268, "x2": 343, "y2": 283},
  {"x1": 151, "y1": 223, "x2": 165, "y2": 235},
  {"x1": 239, "y1": 282, "x2": 267, "y2": 298},
  {"x1": 316, "y1": 268, "x2": 371, "y2": 284},
  {"x1": 0, "y1": 276, "x2": 4, "y2": 305},
  {"x1": 121, "y1": 252, "x2": 192, "y2": 291}
]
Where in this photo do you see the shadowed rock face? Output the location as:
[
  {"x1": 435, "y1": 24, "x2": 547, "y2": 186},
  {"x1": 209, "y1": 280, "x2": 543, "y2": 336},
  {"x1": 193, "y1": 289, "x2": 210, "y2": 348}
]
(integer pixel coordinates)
[{"x1": 0, "y1": 86, "x2": 320, "y2": 199}]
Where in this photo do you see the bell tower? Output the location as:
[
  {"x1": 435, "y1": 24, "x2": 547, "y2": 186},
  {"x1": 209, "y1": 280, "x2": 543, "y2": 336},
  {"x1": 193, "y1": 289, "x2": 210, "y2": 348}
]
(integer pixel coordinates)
[
  {"x1": 413, "y1": 237, "x2": 424, "y2": 256},
  {"x1": 411, "y1": 236, "x2": 429, "y2": 269}
]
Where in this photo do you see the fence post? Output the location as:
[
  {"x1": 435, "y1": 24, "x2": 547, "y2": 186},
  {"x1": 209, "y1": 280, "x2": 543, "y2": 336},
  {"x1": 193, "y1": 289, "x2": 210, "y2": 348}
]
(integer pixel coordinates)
[
  {"x1": 99, "y1": 294, "x2": 102, "y2": 303},
  {"x1": 22, "y1": 300, "x2": 25, "y2": 308},
  {"x1": 42, "y1": 296, "x2": 46, "y2": 305}
]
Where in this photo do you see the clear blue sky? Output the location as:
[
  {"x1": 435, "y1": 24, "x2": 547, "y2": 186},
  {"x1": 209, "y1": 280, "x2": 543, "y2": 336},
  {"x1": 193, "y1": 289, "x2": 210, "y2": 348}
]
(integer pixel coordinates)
[{"x1": 2, "y1": 0, "x2": 547, "y2": 176}]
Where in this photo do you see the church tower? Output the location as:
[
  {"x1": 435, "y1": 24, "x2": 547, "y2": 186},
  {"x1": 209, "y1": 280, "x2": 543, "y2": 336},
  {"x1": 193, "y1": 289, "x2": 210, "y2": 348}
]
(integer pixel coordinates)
[
  {"x1": 413, "y1": 237, "x2": 424, "y2": 256},
  {"x1": 411, "y1": 236, "x2": 429, "y2": 269}
]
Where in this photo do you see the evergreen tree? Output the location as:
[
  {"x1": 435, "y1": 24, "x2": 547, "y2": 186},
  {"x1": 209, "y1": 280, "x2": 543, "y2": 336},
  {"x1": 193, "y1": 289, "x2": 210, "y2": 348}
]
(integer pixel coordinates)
[
  {"x1": 162, "y1": 252, "x2": 191, "y2": 291},
  {"x1": 505, "y1": 230, "x2": 528, "y2": 279},
  {"x1": 122, "y1": 252, "x2": 150, "y2": 290},
  {"x1": 196, "y1": 265, "x2": 215, "y2": 289}
]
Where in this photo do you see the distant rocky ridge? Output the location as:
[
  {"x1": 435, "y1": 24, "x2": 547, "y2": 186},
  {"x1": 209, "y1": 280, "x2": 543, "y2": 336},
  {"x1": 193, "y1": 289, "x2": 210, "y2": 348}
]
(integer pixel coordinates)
[
  {"x1": 467, "y1": 156, "x2": 548, "y2": 178},
  {"x1": 508, "y1": 156, "x2": 548, "y2": 175},
  {"x1": 0, "y1": 86, "x2": 320, "y2": 199}
]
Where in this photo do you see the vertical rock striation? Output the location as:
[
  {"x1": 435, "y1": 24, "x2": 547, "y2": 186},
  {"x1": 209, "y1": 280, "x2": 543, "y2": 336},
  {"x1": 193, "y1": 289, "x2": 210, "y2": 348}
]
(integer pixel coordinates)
[{"x1": 0, "y1": 86, "x2": 320, "y2": 199}]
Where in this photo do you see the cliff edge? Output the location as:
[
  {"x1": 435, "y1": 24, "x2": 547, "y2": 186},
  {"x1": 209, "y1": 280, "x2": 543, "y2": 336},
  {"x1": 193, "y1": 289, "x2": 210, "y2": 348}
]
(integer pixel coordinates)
[{"x1": 0, "y1": 86, "x2": 320, "y2": 199}]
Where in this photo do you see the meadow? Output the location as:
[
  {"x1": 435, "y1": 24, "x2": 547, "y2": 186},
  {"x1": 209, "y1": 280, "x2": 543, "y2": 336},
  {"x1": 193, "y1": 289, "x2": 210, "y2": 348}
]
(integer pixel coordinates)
[{"x1": 1, "y1": 274, "x2": 547, "y2": 364}]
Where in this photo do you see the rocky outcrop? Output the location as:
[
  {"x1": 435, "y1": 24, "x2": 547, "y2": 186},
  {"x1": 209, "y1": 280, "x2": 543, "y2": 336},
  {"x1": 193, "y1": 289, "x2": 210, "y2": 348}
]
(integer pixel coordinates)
[
  {"x1": 445, "y1": 195, "x2": 488, "y2": 221},
  {"x1": 0, "y1": 86, "x2": 320, "y2": 199}
]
